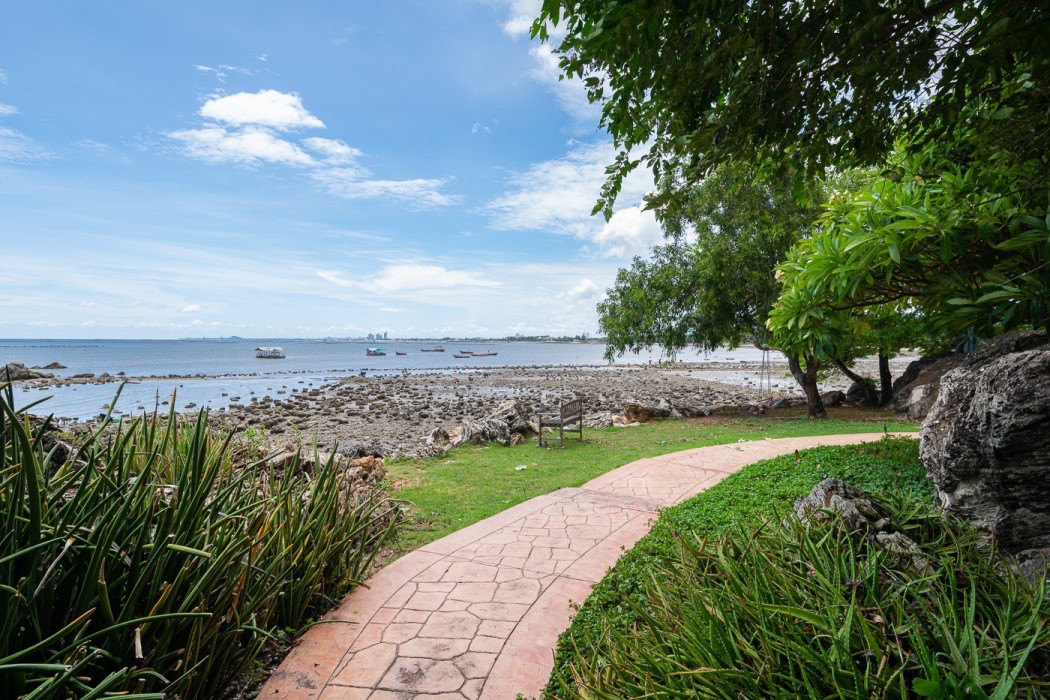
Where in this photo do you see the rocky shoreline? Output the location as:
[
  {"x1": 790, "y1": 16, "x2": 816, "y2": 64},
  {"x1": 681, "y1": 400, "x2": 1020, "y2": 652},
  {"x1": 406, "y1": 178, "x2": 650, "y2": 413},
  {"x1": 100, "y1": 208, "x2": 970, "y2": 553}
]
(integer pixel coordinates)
[{"x1": 7, "y1": 354, "x2": 916, "y2": 458}]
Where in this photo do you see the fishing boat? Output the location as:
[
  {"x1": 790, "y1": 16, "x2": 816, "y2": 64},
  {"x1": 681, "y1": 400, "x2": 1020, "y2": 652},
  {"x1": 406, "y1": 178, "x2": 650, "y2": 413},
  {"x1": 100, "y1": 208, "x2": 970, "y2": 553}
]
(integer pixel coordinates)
[
  {"x1": 470, "y1": 352, "x2": 498, "y2": 357},
  {"x1": 452, "y1": 353, "x2": 472, "y2": 358},
  {"x1": 395, "y1": 351, "x2": 407, "y2": 356},
  {"x1": 366, "y1": 347, "x2": 386, "y2": 356},
  {"x1": 420, "y1": 346, "x2": 445, "y2": 352},
  {"x1": 255, "y1": 346, "x2": 285, "y2": 359}
]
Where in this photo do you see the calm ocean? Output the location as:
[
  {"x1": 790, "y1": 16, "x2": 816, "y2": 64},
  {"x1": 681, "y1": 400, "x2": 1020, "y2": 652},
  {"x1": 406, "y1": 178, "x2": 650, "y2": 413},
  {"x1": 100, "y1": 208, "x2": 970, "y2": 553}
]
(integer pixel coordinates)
[{"x1": 2, "y1": 339, "x2": 775, "y2": 420}]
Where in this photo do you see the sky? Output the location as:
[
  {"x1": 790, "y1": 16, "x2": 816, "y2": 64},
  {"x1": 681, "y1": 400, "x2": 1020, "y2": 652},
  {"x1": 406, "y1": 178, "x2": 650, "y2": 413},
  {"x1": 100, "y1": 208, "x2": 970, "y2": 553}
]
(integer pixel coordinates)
[{"x1": 0, "y1": 0, "x2": 663, "y2": 339}]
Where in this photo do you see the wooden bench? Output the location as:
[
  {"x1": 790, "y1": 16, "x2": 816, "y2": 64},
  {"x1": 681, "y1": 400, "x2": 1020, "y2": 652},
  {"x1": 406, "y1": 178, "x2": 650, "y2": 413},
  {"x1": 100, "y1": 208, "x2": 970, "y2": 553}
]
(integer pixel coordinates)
[{"x1": 537, "y1": 399, "x2": 583, "y2": 448}]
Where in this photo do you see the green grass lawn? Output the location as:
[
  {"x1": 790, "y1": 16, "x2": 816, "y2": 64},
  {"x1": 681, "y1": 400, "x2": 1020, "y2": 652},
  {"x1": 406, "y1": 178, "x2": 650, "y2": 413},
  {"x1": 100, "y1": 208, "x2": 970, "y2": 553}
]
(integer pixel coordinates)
[{"x1": 384, "y1": 409, "x2": 917, "y2": 551}]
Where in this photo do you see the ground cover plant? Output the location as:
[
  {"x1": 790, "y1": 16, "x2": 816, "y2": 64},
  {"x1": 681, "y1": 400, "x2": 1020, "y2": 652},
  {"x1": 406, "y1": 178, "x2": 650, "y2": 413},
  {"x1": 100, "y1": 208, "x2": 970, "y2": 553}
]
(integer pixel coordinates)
[
  {"x1": 545, "y1": 438, "x2": 1046, "y2": 697},
  {"x1": 385, "y1": 410, "x2": 916, "y2": 550},
  {"x1": 0, "y1": 386, "x2": 400, "y2": 698},
  {"x1": 551, "y1": 472, "x2": 1049, "y2": 697}
]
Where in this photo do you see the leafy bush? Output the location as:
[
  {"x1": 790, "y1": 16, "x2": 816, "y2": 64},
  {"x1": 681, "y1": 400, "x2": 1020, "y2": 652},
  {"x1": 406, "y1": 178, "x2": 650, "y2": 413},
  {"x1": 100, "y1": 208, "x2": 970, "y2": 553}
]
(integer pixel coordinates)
[
  {"x1": 554, "y1": 494, "x2": 1049, "y2": 698},
  {"x1": 547, "y1": 438, "x2": 937, "y2": 696},
  {"x1": 0, "y1": 386, "x2": 400, "y2": 698}
]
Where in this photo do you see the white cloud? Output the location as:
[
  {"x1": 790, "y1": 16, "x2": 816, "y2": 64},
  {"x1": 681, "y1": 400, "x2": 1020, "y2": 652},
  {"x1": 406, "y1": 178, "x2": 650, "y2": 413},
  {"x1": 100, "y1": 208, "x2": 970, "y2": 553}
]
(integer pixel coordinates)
[
  {"x1": 372, "y1": 264, "x2": 500, "y2": 292},
  {"x1": 0, "y1": 103, "x2": 18, "y2": 116},
  {"x1": 0, "y1": 125, "x2": 46, "y2": 163},
  {"x1": 502, "y1": 0, "x2": 542, "y2": 38},
  {"x1": 194, "y1": 64, "x2": 257, "y2": 82},
  {"x1": 527, "y1": 44, "x2": 602, "y2": 125},
  {"x1": 168, "y1": 124, "x2": 314, "y2": 167},
  {"x1": 302, "y1": 137, "x2": 362, "y2": 164},
  {"x1": 316, "y1": 270, "x2": 353, "y2": 287},
  {"x1": 180, "y1": 303, "x2": 202, "y2": 312},
  {"x1": 558, "y1": 278, "x2": 601, "y2": 303},
  {"x1": 164, "y1": 88, "x2": 458, "y2": 207},
  {"x1": 310, "y1": 168, "x2": 460, "y2": 207},
  {"x1": 199, "y1": 89, "x2": 325, "y2": 130},
  {"x1": 484, "y1": 140, "x2": 658, "y2": 256},
  {"x1": 0, "y1": 69, "x2": 7, "y2": 84},
  {"x1": 592, "y1": 206, "x2": 663, "y2": 258},
  {"x1": 257, "y1": 54, "x2": 269, "y2": 62}
]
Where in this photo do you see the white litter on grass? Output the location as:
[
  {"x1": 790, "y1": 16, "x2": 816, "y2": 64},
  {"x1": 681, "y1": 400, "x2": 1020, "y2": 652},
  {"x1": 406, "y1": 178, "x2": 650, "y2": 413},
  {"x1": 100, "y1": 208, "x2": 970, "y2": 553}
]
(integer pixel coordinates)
[{"x1": 515, "y1": 464, "x2": 528, "y2": 471}]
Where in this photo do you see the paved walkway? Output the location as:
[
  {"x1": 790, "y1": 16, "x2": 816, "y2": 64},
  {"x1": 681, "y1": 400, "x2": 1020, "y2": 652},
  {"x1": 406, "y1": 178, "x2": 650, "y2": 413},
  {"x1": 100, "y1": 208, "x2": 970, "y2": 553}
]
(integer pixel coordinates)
[{"x1": 262, "y1": 432, "x2": 904, "y2": 699}]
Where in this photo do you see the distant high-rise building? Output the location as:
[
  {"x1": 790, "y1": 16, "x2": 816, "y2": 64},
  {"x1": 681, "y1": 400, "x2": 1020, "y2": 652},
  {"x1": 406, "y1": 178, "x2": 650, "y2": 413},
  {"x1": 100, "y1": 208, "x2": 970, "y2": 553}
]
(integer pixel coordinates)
[
  {"x1": 367, "y1": 333, "x2": 374, "y2": 341},
  {"x1": 383, "y1": 331, "x2": 389, "y2": 340}
]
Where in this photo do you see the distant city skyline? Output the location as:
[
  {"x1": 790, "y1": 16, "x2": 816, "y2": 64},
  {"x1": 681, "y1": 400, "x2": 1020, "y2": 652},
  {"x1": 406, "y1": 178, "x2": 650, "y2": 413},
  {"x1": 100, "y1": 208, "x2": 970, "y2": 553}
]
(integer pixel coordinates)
[{"x1": 0, "y1": 1, "x2": 662, "y2": 339}]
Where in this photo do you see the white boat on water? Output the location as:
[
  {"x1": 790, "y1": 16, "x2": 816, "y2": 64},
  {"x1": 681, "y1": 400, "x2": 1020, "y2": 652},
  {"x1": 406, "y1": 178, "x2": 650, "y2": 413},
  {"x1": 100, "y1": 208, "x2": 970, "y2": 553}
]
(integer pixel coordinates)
[
  {"x1": 366, "y1": 347, "x2": 387, "y2": 356},
  {"x1": 255, "y1": 346, "x2": 285, "y2": 359}
]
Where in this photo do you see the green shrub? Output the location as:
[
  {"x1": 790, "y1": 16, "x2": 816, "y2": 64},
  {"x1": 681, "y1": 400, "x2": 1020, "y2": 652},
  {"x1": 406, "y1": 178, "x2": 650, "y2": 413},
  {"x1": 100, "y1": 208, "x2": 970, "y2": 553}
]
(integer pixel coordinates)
[
  {"x1": 547, "y1": 438, "x2": 937, "y2": 696},
  {"x1": 554, "y1": 495, "x2": 1049, "y2": 698},
  {"x1": 0, "y1": 385, "x2": 400, "y2": 698}
]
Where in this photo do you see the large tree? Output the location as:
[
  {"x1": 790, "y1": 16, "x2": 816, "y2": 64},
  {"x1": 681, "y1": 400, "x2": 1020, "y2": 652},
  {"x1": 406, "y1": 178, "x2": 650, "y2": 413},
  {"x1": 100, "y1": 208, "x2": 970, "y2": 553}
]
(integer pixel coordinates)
[
  {"x1": 599, "y1": 163, "x2": 835, "y2": 417},
  {"x1": 534, "y1": 0, "x2": 1049, "y2": 216},
  {"x1": 768, "y1": 129, "x2": 1050, "y2": 355}
]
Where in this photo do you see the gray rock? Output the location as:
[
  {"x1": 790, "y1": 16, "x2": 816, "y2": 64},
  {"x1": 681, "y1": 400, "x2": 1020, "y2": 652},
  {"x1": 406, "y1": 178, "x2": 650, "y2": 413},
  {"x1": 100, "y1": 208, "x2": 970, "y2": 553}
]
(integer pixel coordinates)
[
  {"x1": 821, "y1": 390, "x2": 846, "y2": 408},
  {"x1": 892, "y1": 352, "x2": 967, "y2": 420},
  {"x1": 1014, "y1": 548, "x2": 1050, "y2": 585},
  {"x1": 583, "y1": 412, "x2": 615, "y2": 429},
  {"x1": 623, "y1": 401, "x2": 670, "y2": 423},
  {"x1": 2, "y1": 362, "x2": 52, "y2": 381},
  {"x1": 920, "y1": 332, "x2": 1050, "y2": 551},
  {"x1": 793, "y1": 478, "x2": 884, "y2": 530}
]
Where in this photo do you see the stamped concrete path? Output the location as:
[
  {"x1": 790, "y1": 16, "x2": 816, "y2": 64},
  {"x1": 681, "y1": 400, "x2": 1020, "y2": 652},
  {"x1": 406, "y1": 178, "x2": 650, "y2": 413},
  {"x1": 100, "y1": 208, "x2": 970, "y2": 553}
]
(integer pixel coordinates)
[{"x1": 263, "y1": 432, "x2": 904, "y2": 699}]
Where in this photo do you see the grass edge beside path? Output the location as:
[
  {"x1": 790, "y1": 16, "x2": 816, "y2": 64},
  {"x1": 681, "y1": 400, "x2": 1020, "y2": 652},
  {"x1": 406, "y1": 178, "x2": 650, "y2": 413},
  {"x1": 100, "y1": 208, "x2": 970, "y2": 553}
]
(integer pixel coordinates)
[
  {"x1": 545, "y1": 437, "x2": 934, "y2": 697},
  {"x1": 384, "y1": 410, "x2": 917, "y2": 552}
]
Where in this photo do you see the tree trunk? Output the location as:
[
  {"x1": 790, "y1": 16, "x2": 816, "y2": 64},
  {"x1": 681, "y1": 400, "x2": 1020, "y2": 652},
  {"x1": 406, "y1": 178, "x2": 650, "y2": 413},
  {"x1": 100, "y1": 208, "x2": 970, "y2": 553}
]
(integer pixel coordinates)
[
  {"x1": 788, "y1": 354, "x2": 828, "y2": 419},
  {"x1": 831, "y1": 357, "x2": 879, "y2": 406},
  {"x1": 878, "y1": 352, "x2": 893, "y2": 406}
]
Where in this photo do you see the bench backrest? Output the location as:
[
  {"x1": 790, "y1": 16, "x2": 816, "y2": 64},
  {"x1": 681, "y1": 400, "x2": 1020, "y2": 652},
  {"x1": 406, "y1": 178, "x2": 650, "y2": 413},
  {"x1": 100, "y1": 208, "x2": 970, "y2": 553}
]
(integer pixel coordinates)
[{"x1": 561, "y1": 399, "x2": 582, "y2": 420}]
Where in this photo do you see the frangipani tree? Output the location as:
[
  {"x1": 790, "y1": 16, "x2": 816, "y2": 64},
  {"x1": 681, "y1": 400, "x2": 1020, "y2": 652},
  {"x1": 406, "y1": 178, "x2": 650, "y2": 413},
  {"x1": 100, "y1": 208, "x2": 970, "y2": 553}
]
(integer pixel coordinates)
[{"x1": 769, "y1": 135, "x2": 1050, "y2": 357}]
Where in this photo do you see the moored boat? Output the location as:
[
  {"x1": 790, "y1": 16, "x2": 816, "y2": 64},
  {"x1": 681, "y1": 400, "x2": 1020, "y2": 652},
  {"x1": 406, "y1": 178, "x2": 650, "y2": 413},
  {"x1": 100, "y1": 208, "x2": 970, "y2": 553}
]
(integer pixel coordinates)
[
  {"x1": 452, "y1": 353, "x2": 472, "y2": 358},
  {"x1": 420, "y1": 346, "x2": 445, "y2": 352},
  {"x1": 395, "y1": 351, "x2": 407, "y2": 356},
  {"x1": 366, "y1": 347, "x2": 387, "y2": 356},
  {"x1": 255, "y1": 346, "x2": 285, "y2": 359},
  {"x1": 470, "y1": 352, "x2": 498, "y2": 357}
]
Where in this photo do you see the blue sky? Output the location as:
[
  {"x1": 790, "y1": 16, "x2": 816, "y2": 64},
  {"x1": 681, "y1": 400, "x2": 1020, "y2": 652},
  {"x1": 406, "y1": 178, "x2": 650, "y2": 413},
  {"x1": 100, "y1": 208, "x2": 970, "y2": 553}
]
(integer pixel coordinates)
[{"x1": 1, "y1": 1, "x2": 662, "y2": 339}]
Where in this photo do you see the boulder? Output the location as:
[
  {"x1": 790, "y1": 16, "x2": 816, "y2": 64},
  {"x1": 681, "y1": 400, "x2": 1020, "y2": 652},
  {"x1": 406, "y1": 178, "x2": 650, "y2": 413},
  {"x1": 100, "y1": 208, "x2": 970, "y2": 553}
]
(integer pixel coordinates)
[
  {"x1": 892, "y1": 352, "x2": 967, "y2": 420},
  {"x1": 583, "y1": 412, "x2": 615, "y2": 429},
  {"x1": 793, "y1": 478, "x2": 929, "y2": 572},
  {"x1": 845, "y1": 380, "x2": 879, "y2": 407},
  {"x1": 2, "y1": 362, "x2": 52, "y2": 381},
  {"x1": 920, "y1": 332, "x2": 1050, "y2": 551},
  {"x1": 486, "y1": 400, "x2": 535, "y2": 435},
  {"x1": 821, "y1": 390, "x2": 846, "y2": 408},
  {"x1": 508, "y1": 432, "x2": 525, "y2": 446}
]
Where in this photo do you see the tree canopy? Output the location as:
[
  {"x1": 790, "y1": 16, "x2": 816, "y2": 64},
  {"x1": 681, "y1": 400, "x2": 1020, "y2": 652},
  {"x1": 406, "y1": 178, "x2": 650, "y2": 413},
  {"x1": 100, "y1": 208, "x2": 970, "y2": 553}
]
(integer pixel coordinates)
[
  {"x1": 535, "y1": 0, "x2": 1050, "y2": 216},
  {"x1": 768, "y1": 130, "x2": 1050, "y2": 358},
  {"x1": 599, "y1": 163, "x2": 820, "y2": 357}
]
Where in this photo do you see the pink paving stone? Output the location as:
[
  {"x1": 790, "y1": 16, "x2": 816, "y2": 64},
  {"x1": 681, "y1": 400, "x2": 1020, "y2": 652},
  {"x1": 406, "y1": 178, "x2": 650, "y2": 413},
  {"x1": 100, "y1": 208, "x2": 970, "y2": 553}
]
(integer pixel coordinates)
[
  {"x1": 398, "y1": 637, "x2": 470, "y2": 660},
  {"x1": 394, "y1": 609, "x2": 432, "y2": 624},
  {"x1": 477, "y1": 619, "x2": 515, "y2": 637},
  {"x1": 469, "y1": 635, "x2": 505, "y2": 653},
  {"x1": 447, "y1": 582, "x2": 498, "y2": 603},
  {"x1": 493, "y1": 578, "x2": 541, "y2": 605},
  {"x1": 261, "y1": 433, "x2": 911, "y2": 699},
  {"x1": 382, "y1": 623, "x2": 423, "y2": 644},
  {"x1": 331, "y1": 642, "x2": 397, "y2": 688},
  {"x1": 462, "y1": 678, "x2": 485, "y2": 699},
  {"x1": 468, "y1": 602, "x2": 530, "y2": 621},
  {"x1": 419, "y1": 610, "x2": 481, "y2": 639},
  {"x1": 454, "y1": 652, "x2": 497, "y2": 679},
  {"x1": 378, "y1": 658, "x2": 464, "y2": 693},
  {"x1": 405, "y1": 591, "x2": 448, "y2": 611},
  {"x1": 442, "y1": 562, "x2": 499, "y2": 583}
]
